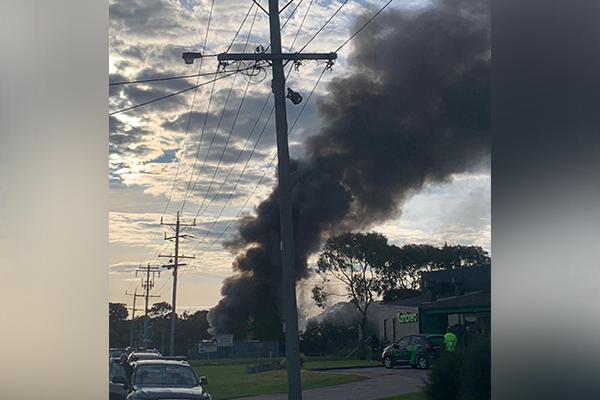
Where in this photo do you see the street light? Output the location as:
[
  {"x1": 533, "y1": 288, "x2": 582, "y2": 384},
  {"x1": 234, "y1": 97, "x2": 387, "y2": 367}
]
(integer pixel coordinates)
[{"x1": 182, "y1": 52, "x2": 202, "y2": 64}]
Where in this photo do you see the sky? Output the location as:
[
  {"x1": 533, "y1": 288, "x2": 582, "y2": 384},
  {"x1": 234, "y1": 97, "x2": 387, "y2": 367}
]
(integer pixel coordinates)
[{"x1": 109, "y1": 0, "x2": 491, "y2": 318}]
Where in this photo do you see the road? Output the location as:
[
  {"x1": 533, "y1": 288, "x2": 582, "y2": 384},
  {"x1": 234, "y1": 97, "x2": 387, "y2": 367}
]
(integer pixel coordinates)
[{"x1": 230, "y1": 366, "x2": 428, "y2": 400}]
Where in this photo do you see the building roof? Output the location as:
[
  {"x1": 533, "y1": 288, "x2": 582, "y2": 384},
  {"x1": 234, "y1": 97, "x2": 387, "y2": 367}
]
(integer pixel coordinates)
[
  {"x1": 381, "y1": 290, "x2": 490, "y2": 312},
  {"x1": 378, "y1": 265, "x2": 491, "y2": 312}
]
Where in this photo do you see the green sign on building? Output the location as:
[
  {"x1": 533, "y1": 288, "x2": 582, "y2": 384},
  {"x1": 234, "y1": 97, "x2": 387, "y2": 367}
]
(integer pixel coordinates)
[{"x1": 397, "y1": 312, "x2": 418, "y2": 324}]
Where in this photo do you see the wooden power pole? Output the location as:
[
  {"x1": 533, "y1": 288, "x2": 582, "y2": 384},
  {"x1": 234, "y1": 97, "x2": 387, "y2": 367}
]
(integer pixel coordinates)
[
  {"x1": 135, "y1": 264, "x2": 161, "y2": 349},
  {"x1": 182, "y1": 2, "x2": 337, "y2": 398},
  {"x1": 159, "y1": 211, "x2": 195, "y2": 355},
  {"x1": 125, "y1": 289, "x2": 144, "y2": 348}
]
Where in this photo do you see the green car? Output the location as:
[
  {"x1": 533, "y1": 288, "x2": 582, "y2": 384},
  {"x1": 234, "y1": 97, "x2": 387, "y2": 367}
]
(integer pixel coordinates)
[{"x1": 381, "y1": 333, "x2": 445, "y2": 369}]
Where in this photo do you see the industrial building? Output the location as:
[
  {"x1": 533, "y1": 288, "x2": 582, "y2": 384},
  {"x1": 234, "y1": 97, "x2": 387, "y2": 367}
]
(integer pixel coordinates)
[{"x1": 378, "y1": 264, "x2": 491, "y2": 347}]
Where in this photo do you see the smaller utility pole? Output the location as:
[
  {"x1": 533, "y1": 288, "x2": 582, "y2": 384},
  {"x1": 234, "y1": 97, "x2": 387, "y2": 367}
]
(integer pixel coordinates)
[
  {"x1": 125, "y1": 289, "x2": 144, "y2": 348},
  {"x1": 159, "y1": 211, "x2": 195, "y2": 355},
  {"x1": 135, "y1": 264, "x2": 161, "y2": 349}
]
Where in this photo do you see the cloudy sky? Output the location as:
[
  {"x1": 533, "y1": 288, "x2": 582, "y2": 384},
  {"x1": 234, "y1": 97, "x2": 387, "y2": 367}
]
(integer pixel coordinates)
[{"x1": 109, "y1": 0, "x2": 491, "y2": 317}]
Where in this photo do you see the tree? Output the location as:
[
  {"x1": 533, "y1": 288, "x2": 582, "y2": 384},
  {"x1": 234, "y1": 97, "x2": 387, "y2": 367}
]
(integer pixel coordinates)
[
  {"x1": 109, "y1": 302, "x2": 129, "y2": 348},
  {"x1": 149, "y1": 301, "x2": 172, "y2": 319},
  {"x1": 313, "y1": 232, "x2": 388, "y2": 359},
  {"x1": 382, "y1": 243, "x2": 491, "y2": 292},
  {"x1": 300, "y1": 319, "x2": 359, "y2": 356},
  {"x1": 175, "y1": 310, "x2": 212, "y2": 355},
  {"x1": 110, "y1": 302, "x2": 128, "y2": 323}
]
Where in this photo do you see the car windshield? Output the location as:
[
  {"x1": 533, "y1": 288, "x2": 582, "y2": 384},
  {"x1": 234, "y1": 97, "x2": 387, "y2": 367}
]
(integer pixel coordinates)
[{"x1": 133, "y1": 364, "x2": 199, "y2": 387}]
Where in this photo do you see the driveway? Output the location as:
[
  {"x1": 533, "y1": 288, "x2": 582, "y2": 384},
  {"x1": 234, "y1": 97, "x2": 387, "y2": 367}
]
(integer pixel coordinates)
[{"x1": 230, "y1": 366, "x2": 428, "y2": 400}]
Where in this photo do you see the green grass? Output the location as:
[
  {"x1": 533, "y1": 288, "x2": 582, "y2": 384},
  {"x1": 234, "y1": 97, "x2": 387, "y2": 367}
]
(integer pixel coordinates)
[
  {"x1": 374, "y1": 392, "x2": 425, "y2": 400},
  {"x1": 189, "y1": 356, "x2": 377, "y2": 370},
  {"x1": 191, "y1": 362, "x2": 367, "y2": 400},
  {"x1": 189, "y1": 357, "x2": 284, "y2": 367},
  {"x1": 302, "y1": 356, "x2": 378, "y2": 370}
]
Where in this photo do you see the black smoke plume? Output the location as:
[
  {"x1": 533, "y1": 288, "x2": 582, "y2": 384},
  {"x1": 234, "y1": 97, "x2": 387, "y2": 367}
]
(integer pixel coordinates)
[{"x1": 208, "y1": 0, "x2": 491, "y2": 340}]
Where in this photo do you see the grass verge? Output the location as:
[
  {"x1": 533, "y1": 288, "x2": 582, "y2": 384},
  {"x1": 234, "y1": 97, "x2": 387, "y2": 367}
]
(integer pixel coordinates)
[
  {"x1": 191, "y1": 363, "x2": 367, "y2": 400},
  {"x1": 374, "y1": 392, "x2": 425, "y2": 400},
  {"x1": 303, "y1": 356, "x2": 378, "y2": 370}
]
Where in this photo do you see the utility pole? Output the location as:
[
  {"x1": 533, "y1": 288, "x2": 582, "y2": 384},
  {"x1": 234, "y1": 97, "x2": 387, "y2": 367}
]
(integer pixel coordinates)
[
  {"x1": 125, "y1": 289, "x2": 144, "y2": 348},
  {"x1": 183, "y1": 2, "x2": 336, "y2": 398},
  {"x1": 136, "y1": 264, "x2": 161, "y2": 349},
  {"x1": 159, "y1": 211, "x2": 196, "y2": 355}
]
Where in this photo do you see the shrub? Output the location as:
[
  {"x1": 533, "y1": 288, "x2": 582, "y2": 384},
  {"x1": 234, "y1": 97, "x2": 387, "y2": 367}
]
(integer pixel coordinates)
[
  {"x1": 422, "y1": 334, "x2": 490, "y2": 400},
  {"x1": 460, "y1": 334, "x2": 491, "y2": 400}
]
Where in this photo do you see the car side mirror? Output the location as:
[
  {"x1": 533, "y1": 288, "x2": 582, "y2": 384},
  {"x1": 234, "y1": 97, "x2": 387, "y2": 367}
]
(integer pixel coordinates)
[{"x1": 200, "y1": 376, "x2": 208, "y2": 385}]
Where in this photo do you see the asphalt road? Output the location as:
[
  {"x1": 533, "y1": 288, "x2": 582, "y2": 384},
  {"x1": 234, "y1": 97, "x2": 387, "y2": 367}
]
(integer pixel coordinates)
[{"x1": 230, "y1": 366, "x2": 428, "y2": 400}]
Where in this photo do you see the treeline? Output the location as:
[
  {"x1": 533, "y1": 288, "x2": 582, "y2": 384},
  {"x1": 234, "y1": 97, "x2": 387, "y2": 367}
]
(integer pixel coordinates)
[{"x1": 109, "y1": 301, "x2": 212, "y2": 355}]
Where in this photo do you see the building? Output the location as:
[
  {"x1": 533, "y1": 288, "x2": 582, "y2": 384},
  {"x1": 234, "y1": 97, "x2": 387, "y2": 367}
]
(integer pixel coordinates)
[{"x1": 378, "y1": 264, "x2": 490, "y2": 347}]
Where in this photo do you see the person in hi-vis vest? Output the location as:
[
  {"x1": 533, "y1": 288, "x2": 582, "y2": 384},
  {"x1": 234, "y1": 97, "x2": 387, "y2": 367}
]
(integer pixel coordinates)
[{"x1": 444, "y1": 326, "x2": 458, "y2": 351}]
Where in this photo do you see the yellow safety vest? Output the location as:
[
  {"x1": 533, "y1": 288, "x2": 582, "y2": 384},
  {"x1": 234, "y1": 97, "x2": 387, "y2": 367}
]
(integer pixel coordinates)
[{"x1": 444, "y1": 332, "x2": 457, "y2": 351}]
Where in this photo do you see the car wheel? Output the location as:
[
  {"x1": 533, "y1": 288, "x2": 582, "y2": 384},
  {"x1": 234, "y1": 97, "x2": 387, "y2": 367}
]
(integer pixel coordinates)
[
  {"x1": 383, "y1": 355, "x2": 394, "y2": 369},
  {"x1": 417, "y1": 354, "x2": 429, "y2": 370}
]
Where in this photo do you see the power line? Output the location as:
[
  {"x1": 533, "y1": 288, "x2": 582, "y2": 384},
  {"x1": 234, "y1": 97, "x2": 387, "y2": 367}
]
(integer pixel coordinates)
[
  {"x1": 168, "y1": 0, "x2": 217, "y2": 220},
  {"x1": 109, "y1": 70, "x2": 232, "y2": 86},
  {"x1": 187, "y1": 104, "x2": 276, "y2": 254},
  {"x1": 140, "y1": 0, "x2": 378, "y2": 268},
  {"x1": 299, "y1": 0, "x2": 350, "y2": 52},
  {"x1": 178, "y1": 65, "x2": 221, "y2": 212},
  {"x1": 191, "y1": 64, "x2": 329, "y2": 255},
  {"x1": 195, "y1": 78, "x2": 253, "y2": 218},
  {"x1": 181, "y1": 5, "x2": 260, "y2": 213},
  {"x1": 183, "y1": 6, "x2": 310, "y2": 222},
  {"x1": 191, "y1": 7, "x2": 261, "y2": 216},
  {"x1": 225, "y1": 1, "x2": 256, "y2": 53},
  {"x1": 193, "y1": 95, "x2": 273, "y2": 220},
  {"x1": 289, "y1": 0, "x2": 315, "y2": 52},
  {"x1": 179, "y1": 5, "x2": 258, "y2": 212},
  {"x1": 109, "y1": 71, "x2": 240, "y2": 116},
  {"x1": 183, "y1": 63, "x2": 303, "y2": 250},
  {"x1": 335, "y1": 0, "x2": 396, "y2": 53}
]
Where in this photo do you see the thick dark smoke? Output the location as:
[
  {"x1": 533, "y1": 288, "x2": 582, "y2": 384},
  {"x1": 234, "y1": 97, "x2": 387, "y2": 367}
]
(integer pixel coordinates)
[{"x1": 208, "y1": 0, "x2": 490, "y2": 340}]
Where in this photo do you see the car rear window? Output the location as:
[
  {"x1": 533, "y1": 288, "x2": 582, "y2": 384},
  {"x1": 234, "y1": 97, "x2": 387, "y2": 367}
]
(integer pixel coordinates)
[{"x1": 134, "y1": 364, "x2": 199, "y2": 386}]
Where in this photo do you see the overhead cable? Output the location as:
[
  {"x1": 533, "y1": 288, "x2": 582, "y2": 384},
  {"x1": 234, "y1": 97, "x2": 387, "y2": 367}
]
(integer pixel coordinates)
[
  {"x1": 108, "y1": 71, "x2": 239, "y2": 116},
  {"x1": 335, "y1": 0, "x2": 396, "y2": 53}
]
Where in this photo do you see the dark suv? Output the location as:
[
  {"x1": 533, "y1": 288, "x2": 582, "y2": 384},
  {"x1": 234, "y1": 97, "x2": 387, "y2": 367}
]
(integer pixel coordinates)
[
  {"x1": 381, "y1": 333, "x2": 445, "y2": 369},
  {"x1": 126, "y1": 359, "x2": 212, "y2": 400}
]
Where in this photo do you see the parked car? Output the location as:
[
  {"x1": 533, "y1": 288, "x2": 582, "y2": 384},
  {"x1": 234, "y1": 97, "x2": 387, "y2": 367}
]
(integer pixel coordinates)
[
  {"x1": 126, "y1": 359, "x2": 211, "y2": 400},
  {"x1": 127, "y1": 350, "x2": 163, "y2": 363},
  {"x1": 109, "y1": 359, "x2": 129, "y2": 400},
  {"x1": 110, "y1": 348, "x2": 128, "y2": 358},
  {"x1": 381, "y1": 333, "x2": 445, "y2": 369}
]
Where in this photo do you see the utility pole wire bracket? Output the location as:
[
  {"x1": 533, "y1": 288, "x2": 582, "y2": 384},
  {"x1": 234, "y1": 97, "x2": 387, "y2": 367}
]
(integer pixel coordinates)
[
  {"x1": 217, "y1": 52, "x2": 337, "y2": 63},
  {"x1": 253, "y1": 0, "x2": 269, "y2": 15},
  {"x1": 279, "y1": 0, "x2": 295, "y2": 14}
]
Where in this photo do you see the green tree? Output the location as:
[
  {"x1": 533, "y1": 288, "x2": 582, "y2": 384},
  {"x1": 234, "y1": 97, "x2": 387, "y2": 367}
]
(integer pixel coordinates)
[
  {"x1": 149, "y1": 301, "x2": 172, "y2": 319},
  {"x1": 144, "y1": 302, "x2": 172, "y2": 352},
  {"x1": 109, "y1": 302, "x2": 129, "y2": 348},
  {"x1": 382, "y1": 243, "x2": 490, "y2": 292},
  {"x1": 313, "y1": 232, "x2": 388, "y2": 359},
  {"x1": 175, "y1": 310, "x2": 212, "y2": 355}
]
